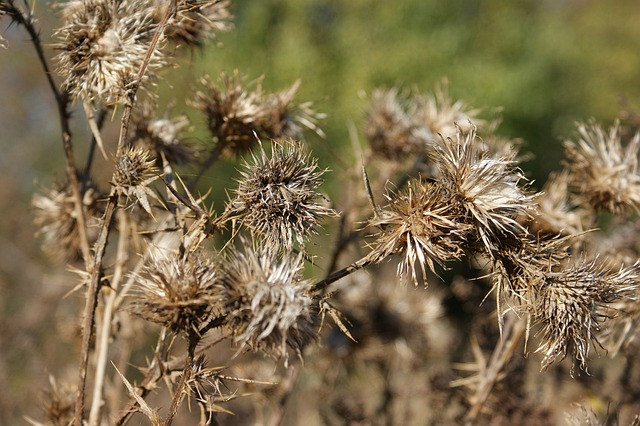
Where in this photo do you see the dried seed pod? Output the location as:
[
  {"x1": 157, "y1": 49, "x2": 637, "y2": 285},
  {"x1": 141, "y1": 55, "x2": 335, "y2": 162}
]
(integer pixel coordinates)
[{"x1": 229, "y1": 138, "x2": 335, "y2": 252}]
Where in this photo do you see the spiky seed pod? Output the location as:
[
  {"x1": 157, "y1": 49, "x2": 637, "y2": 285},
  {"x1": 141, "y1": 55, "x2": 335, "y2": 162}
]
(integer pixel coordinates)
[
  {"x1": 532, "y1": 258, "x2": 639, "y2": 372},
  {"x1": 230, "y1": 138, "x2": 335, "y2": 252},
  {"x1": 53, "y1": 0, "x2": 163, "y2": 105},
  {"x1": 363, "y1": 88, "x2": 423, "y2": 160},
  {"x1": 366, "y1": 179, "x2": 470, "y2": 286},
  {"x1": 192, "y1": 73, "x2": 324, "y2": 155},
  {"x1": 160, "y1": 0, "x2": 233, "y2": 48},
  {"x1": 219, "y1": 240, "x2": 317, "y2": 359},
  {"x1": 113, "y1": 146, "x2": 159, "y2": 214},
  {"x1": 411, "y1": 82, "x2": 484, "y2": 140},
  {"x1": 564, "y1": 121, "x2": 640, "y2": 213},
  {"x1": 132, "y1": 250, "x2": 221, "y2": 334},
  {"x1": 129, "y1": 103, "x2": 196, "y2": 165},
  {"x1": 529, "y1": 170, "x2": 592, "y2": 236},
  {"x1": 192, "y1": 72, "x2": 266, "y2": 153},
  {"x1": 32, "y1": 178, "x2": 101, "y2": 262},
  {"x1": 433, "y1": 125, "x2": 534, "y2": 254},
  {"x1": 258, "y1": 79, "x2": 326, "y2": 140}
]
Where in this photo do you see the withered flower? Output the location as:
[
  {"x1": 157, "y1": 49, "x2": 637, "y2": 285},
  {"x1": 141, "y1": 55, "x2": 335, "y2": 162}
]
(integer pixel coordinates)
[
  {"x1": 532, "y1": 257, "x2": 639, "y2": 372},
  {"x1": 564, "y1": 121, "x2": 640, "y2": 213},
  {"x1": 366, "y1": 179, "x2": 468, "y2": 286},
  {"x1": 129, "y1": 103, "x2": 196, "y2": 165},
  {"x1": 411, "y1": 81, "x2": 484, "y2": 140},
  {"x1": 53, "y1": 0, "x2": 163, "y2": 105},
  {"x1": 132, "y1": 250, "x2": 221, "y2": 334},
  {"x1": 32, "y1": 178, "x2": 101, "y2": 262},
  {"x1": 160, "y1": 0, "x2": 233, "y2": 48},
  {"x1": 364, "y1": 88, "x2": 424, "y2": 160},
  {"x1": 192, "y1": 72, "x2": 324, "y2": 155},
  {"x1": 113, "y1": 146, "x2": 160, "y2": 215},
  {"x1": 229, "y1": 138, "x2": 335, "y2": 252},
  {"x1": 219, "y1": 240, "x2": 317, "y2": 359},
  {"x1": 433, "y1": 125, "x2": 533, "y2": 254},
  {"x1": 530, "y1": 170, "x2": 592, "y2": 236}
]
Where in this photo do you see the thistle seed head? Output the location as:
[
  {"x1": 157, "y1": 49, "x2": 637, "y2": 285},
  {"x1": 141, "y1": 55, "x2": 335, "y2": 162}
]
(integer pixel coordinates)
[
  {"x1": 32, "y1": 178, "x2": 101, "y2": 262},
  {"x1": 132, "y1": 250, "x2": 221, "y2": 334},
  {"x1": 53, "y1": 0, "x2": 164, "y2": 105},
  {"x1": 193, "y1": 73, "x2": 324, "y2": 155},
  {"x1": 366, "y1": 179, "x2": 470, "y2": 286},
  {"x1": 219, "y1": 240, "x2": 317, "y2": 359},
  {"x1": 411, "y1": 81, "x2": 484, "y2": 140},
  {"x1": 230, "y1": 138, "x2": 335, "y2": 252},
  {"x1": 564, "y1": 121, "x2": 640, "y2": 213},
  {"x1": 532, "y1": 257, "x2": 639, "y2": 372},
  {"x1": 433, "y1": 125, "x2": 533, "y2": 254},
  {"x1": 160, "y1": 0, "x2": 233, "y2": 48},
  {"x1": 364, "y1": 88, "x2": 423, "y2": 160},
  {"x1": 113, "y1": 146, "x2": 160, "y2": 214},
  {"x1": 129, "y1": 103, "x2": 196, "y2": 165}
]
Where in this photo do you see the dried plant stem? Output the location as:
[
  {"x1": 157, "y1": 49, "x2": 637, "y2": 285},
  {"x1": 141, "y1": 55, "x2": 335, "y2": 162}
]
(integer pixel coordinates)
[
  {"x1": 189, "y1": 140, "x2": 225, "y2": 190},
  {"x1": 164, "y1": 332, "x2": 199, "y2": 426},
  {"x1": 74, "y1": 193, "x2": 117, "y2": 425},
  {"x1": 464, "y1": 314, "x2": 524, "y2": 425},
  {"x1": 313, "y1": 257, "x2": 373, "y2": 293},
  {"x1": 74, "y1": 3, "x2": 178, "y2": 424},
  {"x1": 89, "y1": 209, "x2": 130, "y2": 426}
]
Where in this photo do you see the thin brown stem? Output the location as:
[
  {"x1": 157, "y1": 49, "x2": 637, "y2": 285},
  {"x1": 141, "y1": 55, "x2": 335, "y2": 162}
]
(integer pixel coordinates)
[
  {"x1": 73, "y1": 3, "x2": 178, "y2": 424},
  {"x1": 164, "y1": 332, "x2": 199, "y2": 426},
  {"x1": 89, "y1": 209, "x2": 130, "y2": 426},
  {"x1": 312, "y1": 257, "x2": 373, "y2": 293}
]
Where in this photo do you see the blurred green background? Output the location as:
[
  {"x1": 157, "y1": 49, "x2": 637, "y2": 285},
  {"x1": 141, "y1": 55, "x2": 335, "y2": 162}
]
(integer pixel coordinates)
[{"x1": 1, "y1": 0, "x2": 640, "y2": 422}]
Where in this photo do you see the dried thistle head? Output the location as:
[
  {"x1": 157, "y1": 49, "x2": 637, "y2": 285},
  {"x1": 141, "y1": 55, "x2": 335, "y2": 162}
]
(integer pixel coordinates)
[
  {"x1": 564, "y1": 121, "x2": 640, "y2": 213},
  {"x1": 257, "y1": 79, "x2": 326, "y2": 140},
  {"x1": 218, "y1": 240, "x2": 317, "y2": 359},
  {"x1": 192, "y1": 72, "x2": 266, "y2": 153},
  {"x1": 366, "y1": 179, "x2": 469, "y2": 286},
  {"x1": 32, "y1": 177, "x2": 101, "y2": 262},
  {"x1": 363, "y1": 88, "x2": 423, "y2": 160},
  {"x1": 193, "y1": 73, "x2": 324, "y2": 155},
  {"x1": 529, "y1": 170, "x2": 592, "y2": 236},
  {"x1": 113, "y1": 146, "x2": 160, "y2": 214},
  {"x1": 53, "y1": 0, "x2": 163, "y2": 105},
  {"x1": 433, "y1": 125, "x2": 533, "y2": 254},
  {"x1": 532, "y1": 257, "x2": 639, "y2": 372},
  {"x1": 132, "y1": 250, "x2": 221, "y2": 334},
  {"x1": 35, "y1": 376, "x2": 75, "y2": 426},
  {"x1": 411, "y1": 81, "x2": 484, "y2": 140},
  {"x1": 161, "y1": 0, "x2": 233, "y2": 48},
  {"x1": 129, "y1": 103, "x2": 196, "y2": 165},
  {"x1": 229, "y1": 138, "x2": 335, "y2": 252}
]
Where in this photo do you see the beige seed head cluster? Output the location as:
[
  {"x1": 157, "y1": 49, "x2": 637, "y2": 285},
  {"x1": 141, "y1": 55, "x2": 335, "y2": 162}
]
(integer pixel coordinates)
[
  {"x1": 193, "y1": 73, "x2": 324, "y2": 155},
  {"x1": 218, "y1": 240, "x2": 317, "y2": 359},
  {"x1": 230, "y1": 138, "x2": 335, "y2": 252},
  {"x1": 53, "y1": 0, "x2": 163, "y2": 105},
  {"x1": 564, "y1": 121, "x2": 640, "y2": 213}
]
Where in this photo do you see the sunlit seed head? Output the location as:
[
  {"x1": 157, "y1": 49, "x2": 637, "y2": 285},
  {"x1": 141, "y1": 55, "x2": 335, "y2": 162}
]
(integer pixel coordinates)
[
  {"x1": 53, "y1": 0, "x2": 164, "y2": 105},
  {"x1": 132, "y1": 250, "x2": 221, "y2": 334},
  {"x1": 219, "y1": 240, "x2": 317, "y2": 359},
  {"x1": 129, "y1": 103, "x2": 196, "y2": 165},
  {"x1": 564, "y1": 121, "x2": 640, "y2": 213},
  {"x1": 230, "y1": 138, "x2": 335, "y2": 252},
  {"x1": 159, "y1": 0, "x2": 233, "y2": 48},
  {"x1": 432, "y1": 125, "x2": 533, "y2": 253},
  {"x1": 367, "y1": 179, "x2": 469, "y2": 286},
  {"x1": 532, "y1": 257, "x2": 639, "y2": 372}
]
